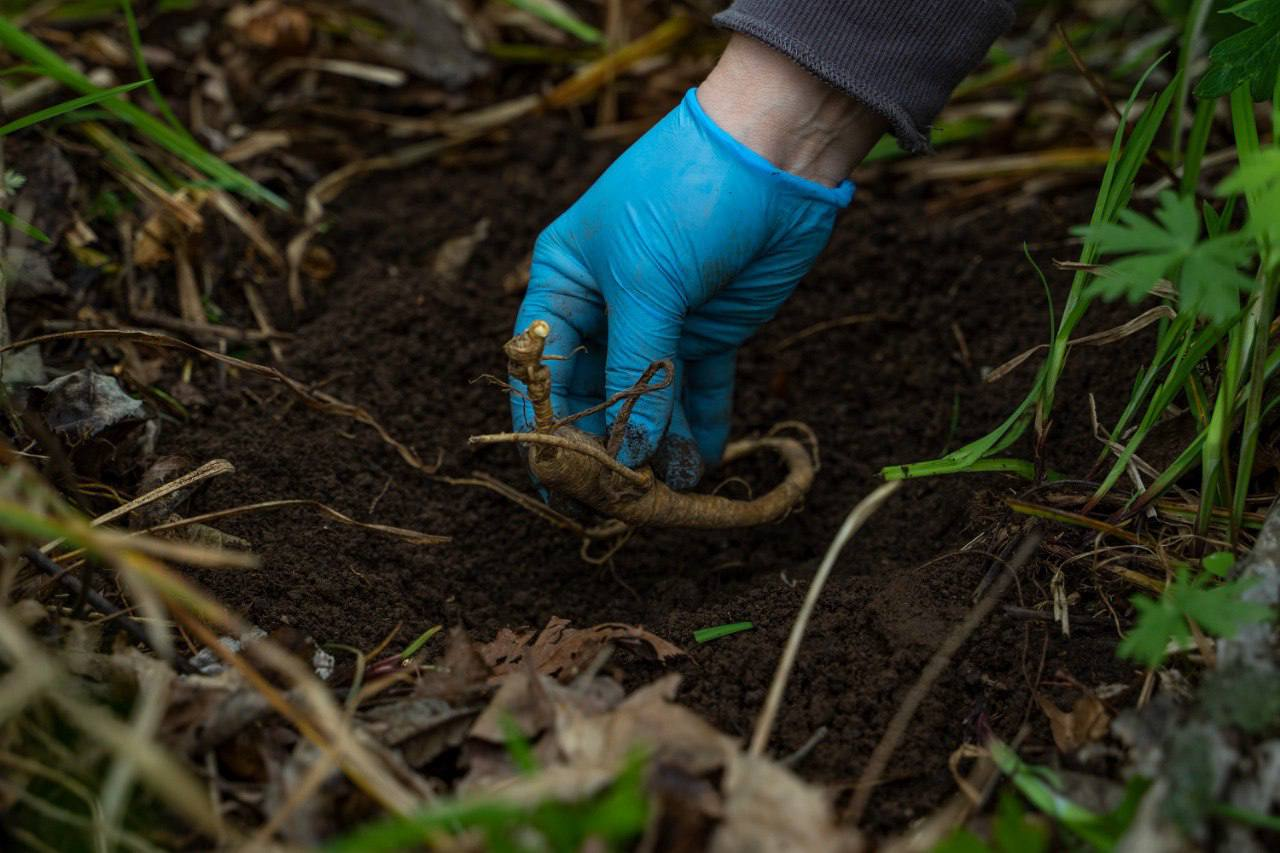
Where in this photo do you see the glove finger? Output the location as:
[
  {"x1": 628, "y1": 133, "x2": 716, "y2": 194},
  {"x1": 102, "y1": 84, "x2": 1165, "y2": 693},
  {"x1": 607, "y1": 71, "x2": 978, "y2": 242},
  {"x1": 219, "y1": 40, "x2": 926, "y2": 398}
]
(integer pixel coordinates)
[
  {"x1": 684, "y1": 350, "x2": 736, "y2": 465},
  {"x1": 511, "y1": 272, "x2": 603, "y2": 433},
  {"x1": 652, "y1": 390, "x2": 705, "y2": 490},
  {"x1": 564, "y1": 342, "x2": 606, "y2": 437},
  {"x1": 603, "y1": 286, "x2": 684, "y2": 469}
]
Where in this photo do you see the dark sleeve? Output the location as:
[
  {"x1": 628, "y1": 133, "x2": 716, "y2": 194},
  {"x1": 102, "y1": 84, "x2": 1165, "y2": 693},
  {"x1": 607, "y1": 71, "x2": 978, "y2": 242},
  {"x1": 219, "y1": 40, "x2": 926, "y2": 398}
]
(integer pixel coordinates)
[{"x1": 712, "y1": 0, "x2": 1016, "y2": 153}]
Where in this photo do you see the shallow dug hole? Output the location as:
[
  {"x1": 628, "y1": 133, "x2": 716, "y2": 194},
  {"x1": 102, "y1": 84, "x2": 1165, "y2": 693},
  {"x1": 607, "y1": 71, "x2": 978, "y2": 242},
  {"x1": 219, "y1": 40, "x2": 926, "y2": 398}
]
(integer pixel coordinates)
[{"x1": 164, "y1": 120, "x2": 1142, "y2": 830}]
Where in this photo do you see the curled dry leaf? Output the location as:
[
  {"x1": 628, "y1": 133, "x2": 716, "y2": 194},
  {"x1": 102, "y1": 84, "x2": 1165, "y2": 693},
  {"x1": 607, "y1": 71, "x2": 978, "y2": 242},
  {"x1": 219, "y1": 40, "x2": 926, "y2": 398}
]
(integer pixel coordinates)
[
  {"x1": 1036, "y1": 692, "x2": 1111, "y2": 753},
  {"x1": 479, "y1": 616, "x2": 684, "y2": 683}
]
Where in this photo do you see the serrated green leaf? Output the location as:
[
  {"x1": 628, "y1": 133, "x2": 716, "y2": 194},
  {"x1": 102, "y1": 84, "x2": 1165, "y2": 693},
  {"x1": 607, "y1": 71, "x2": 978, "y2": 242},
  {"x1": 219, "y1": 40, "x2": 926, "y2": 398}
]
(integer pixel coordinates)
[
  {"x1": 1119, "y1": 569, "x2": 1273, "y2": 667},
  {"x1": 1217, "y1": 148, "x2": 1280, "y2": 257},
  {"x1": 1194, "y1": 0, "x2": 1280, "y2": 100},
  {"x1": 1078, "y1": 190, "x2": 1256, "y2": 322},
  {"x1": 1119, "y1": 591, "x2": 1190, "y2": 667}
]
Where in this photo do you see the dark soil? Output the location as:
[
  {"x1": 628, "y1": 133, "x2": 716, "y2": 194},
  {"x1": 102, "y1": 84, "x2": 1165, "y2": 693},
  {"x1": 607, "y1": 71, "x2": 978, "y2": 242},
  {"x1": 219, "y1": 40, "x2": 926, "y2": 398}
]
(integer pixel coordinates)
[{"x1": 161, "y1": 118, "x2": 1145, "y2": 831}]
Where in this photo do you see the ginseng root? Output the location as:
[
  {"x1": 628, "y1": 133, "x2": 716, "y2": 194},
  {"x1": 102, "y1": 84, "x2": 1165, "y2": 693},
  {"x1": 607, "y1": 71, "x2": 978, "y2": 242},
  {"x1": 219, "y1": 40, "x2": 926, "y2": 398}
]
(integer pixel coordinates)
[{"x1": 474, "y1": 321, "x2": 816, "y2": 529}]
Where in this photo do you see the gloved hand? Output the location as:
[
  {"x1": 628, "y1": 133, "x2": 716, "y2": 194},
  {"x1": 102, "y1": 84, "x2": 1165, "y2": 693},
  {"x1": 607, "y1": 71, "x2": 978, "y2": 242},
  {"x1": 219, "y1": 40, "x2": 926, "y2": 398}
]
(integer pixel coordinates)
[{"x1": 510, "y1": 86, "x2": 854, "y2": 489}]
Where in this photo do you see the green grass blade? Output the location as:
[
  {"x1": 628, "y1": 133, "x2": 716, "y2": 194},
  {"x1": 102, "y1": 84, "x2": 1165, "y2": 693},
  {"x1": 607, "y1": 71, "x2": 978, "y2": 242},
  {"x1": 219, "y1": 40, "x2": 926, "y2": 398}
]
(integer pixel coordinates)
[
  {"x1": 884, "y1": 61, "x2": 1179, "y2": 484},
  {"x1": 501, "y1": 0, "x2": 603, "y2": 45},
  {"x1": 1170, "y1": 0, "x2": 1212, "y2": 166},
  {"x1": 398, "y1": 624, "x2": 442, "y2": 660},
  {"x1": 0, "y1": 207, "x2": 51, "y2": 243},
  {"x1": 1182, "y1": 96, "x2": 1216, "y2": 194},
  {"x1": 1091, "y1": 320, "x2": 1229, "y2": 507},
  {"x1": 119, "y1": 0, "x2": 189, "y2": 138},
  {"x1": 1089, "y1": 311, "x2": 1195, "y2": 477},
  {"x1": 0, "y1": 18, "x2": 286, "y2": 209},
  {"x1": 693, "y1": 622, "x2": 753, "y2": 643},
  {"x1": 0, "y1": 79, "x2": 149, "y2": 136},
  {"x1": 1214, "y1": 802, "x2": 1280, "y2": 832}
]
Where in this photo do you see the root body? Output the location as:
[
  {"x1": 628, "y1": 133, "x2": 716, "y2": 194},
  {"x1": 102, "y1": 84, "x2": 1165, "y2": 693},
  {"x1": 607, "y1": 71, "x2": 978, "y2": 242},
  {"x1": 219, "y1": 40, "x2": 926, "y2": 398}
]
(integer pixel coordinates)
[
  {"x1": 528, "y1": 428, "x2": 814, "y2": 529},
  {"x1": 501, "y1": 322, "x2": 816, "y2": 529}
]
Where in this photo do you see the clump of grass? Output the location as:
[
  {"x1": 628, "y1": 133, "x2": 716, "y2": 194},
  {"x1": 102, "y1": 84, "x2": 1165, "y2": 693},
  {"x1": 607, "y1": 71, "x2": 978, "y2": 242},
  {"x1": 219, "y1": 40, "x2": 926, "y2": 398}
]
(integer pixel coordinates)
[{"x1": 0, "y1": 10, "x2": 285, "y2": 210}]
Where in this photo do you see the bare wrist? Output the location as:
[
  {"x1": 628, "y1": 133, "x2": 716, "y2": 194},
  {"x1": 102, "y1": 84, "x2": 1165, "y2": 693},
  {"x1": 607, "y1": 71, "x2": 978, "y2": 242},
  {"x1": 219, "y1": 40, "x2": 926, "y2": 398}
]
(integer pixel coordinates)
[{"x1": 697, "y1": 34, "x2": 887, "y2": 187}]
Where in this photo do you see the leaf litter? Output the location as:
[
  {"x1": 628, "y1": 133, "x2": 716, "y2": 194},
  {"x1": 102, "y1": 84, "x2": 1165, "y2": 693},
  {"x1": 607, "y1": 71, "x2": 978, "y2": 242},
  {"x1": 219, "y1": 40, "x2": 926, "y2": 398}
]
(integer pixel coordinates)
[{"x1": 3, "y1": 0, "x2": 1279, "y2": 849}]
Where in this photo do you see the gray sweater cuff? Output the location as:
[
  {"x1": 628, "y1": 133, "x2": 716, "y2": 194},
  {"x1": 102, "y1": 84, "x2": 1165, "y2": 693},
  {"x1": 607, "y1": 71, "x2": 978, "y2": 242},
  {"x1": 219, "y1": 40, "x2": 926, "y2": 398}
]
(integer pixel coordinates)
[{"x1": 712, "y1": 0, "x2": 1016, "y2": 153}]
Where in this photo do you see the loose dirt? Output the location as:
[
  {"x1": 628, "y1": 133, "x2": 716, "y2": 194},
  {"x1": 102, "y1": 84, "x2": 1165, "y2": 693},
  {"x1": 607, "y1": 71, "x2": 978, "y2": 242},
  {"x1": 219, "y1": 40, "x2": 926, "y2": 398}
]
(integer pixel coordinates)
[{"x1": 163, "y1": 119, "x2": 1144, "y2": 830}]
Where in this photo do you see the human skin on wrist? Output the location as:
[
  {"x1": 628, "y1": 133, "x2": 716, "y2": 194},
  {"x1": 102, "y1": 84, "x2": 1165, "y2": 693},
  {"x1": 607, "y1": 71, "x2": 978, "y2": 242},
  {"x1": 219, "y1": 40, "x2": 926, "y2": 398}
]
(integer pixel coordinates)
[{"x1": 697, "y1": 33, "x2": 888, "y2": 187}]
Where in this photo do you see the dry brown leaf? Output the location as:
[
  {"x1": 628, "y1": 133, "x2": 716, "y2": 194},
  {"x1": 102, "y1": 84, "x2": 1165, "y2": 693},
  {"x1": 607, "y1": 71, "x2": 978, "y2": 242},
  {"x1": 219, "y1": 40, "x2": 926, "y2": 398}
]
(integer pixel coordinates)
[
  {"x1": 1036, "y1": 692, "x2": 1111, "y2": 753},
  {"x1": 227, "y1": 0, "x2": 312, "y2": 52},
  {"x1": 362, "y1": 697, "x2": 480, "y2": 768},
  {"x1": 712, "y1": 753, "x2": 862, "y2": 853},
  {"x1": 480, "y1": 616, "x2": 684, "y2": 683}
]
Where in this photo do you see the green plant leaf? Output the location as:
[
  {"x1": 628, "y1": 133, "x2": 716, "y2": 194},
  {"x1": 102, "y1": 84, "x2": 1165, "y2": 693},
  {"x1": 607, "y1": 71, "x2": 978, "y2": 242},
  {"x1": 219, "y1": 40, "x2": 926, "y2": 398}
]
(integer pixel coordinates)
[
  {"x1": 693, "y1": 622, "x2": 754, "y2": 643},
  {"x1": 0, "y1": 17, "x2": 286, "y2": 209},
  {"x1": 1077, "y1": 190, "x2": 1257, "y2": 322},
  {"x1": 0, "y1": 206, "x2": 51, "y2": 243},
  {"x1": 0, "y1": 79, "x2": 149, "y2": 136},
  {"x1": 501, "y1": 0, "x2": 603, "y2": 44},
  {"x1": 993, "y1": 790, "x2": 1050, "y2": 853},
  {"x1": 1217, "y1": 148, "x2": 1280, "y2": 264},
  {"x1": 1118, "y1": 569, "x2": 1273, "y2": 667},
  {"x1": 1201, "y1": 551, "x2": 1236, "y2": 577},
  {"x1": 1194, "y1": 0, "x2": 1280, "y2": 100}
]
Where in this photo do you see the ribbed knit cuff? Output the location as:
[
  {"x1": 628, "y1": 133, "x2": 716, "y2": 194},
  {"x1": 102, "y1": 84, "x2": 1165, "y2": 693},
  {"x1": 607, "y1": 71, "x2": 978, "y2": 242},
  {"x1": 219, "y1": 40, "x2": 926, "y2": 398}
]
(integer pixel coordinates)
[{"x1": 712, "y1": 0, "x2": 1015, "y2": 153}]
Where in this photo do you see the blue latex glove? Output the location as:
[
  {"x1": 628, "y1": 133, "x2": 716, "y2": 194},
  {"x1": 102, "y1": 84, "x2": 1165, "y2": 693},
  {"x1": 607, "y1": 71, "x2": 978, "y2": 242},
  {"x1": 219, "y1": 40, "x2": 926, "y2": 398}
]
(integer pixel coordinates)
[{"x1": 511, "y1": 88, "x2": 853, "y2": 489}]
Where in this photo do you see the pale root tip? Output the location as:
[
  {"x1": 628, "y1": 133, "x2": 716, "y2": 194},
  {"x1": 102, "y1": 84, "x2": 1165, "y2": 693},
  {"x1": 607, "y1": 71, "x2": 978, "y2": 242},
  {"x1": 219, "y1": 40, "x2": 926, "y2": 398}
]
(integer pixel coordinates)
[{"x1": 529, "y1": 320, "x2": 550, "y2": 338}]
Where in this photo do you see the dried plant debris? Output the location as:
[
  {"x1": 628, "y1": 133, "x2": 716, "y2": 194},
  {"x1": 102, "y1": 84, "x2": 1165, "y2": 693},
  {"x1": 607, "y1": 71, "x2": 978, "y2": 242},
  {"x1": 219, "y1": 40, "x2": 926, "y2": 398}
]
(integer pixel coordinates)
[
  {"x1": 480, "y1": 616, "x2": 685, "y2": 682},
  {"x1": 31, "y1": 369, "x2": 146, "y2": 439}
]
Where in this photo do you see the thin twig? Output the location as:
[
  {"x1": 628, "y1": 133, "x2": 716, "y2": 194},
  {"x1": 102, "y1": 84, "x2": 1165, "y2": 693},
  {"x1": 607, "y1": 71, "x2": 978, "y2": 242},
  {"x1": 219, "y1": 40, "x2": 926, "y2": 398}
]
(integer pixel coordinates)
[
  {"x1": 749, "y1": 480, "x2": 904, "y2": 756},
  {"x1": 845, "y1": 532, "x2": 1043, "y2": 824},
  {"x1": 141, "y1": 499, "x2": 449, "y2": 546}
]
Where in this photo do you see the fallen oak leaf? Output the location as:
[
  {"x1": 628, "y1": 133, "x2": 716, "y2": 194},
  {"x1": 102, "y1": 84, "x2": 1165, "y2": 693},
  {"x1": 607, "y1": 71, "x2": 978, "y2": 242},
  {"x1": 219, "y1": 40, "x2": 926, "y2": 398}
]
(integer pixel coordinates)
[{"x1": 479, "y1": 616, "x2": 684, "y2": 683}]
